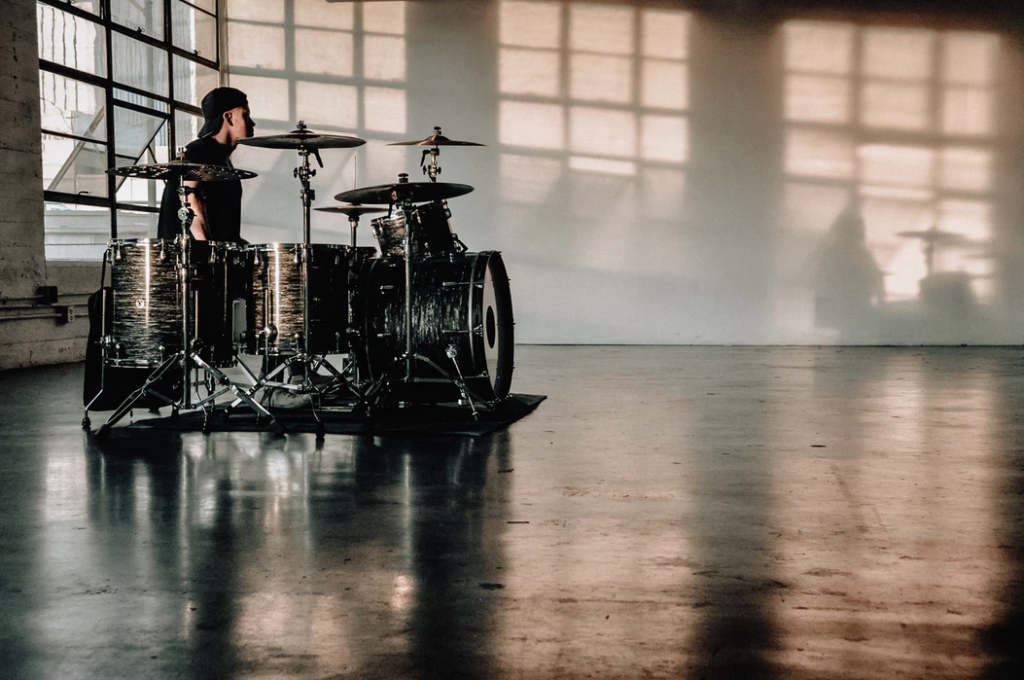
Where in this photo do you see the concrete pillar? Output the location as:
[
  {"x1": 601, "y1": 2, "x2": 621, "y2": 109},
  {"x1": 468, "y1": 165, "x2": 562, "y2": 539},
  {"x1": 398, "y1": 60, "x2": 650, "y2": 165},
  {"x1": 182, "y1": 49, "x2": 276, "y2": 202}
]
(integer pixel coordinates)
[{"x1": 0, "y1": 0, "x2": 47, "y2": 300}]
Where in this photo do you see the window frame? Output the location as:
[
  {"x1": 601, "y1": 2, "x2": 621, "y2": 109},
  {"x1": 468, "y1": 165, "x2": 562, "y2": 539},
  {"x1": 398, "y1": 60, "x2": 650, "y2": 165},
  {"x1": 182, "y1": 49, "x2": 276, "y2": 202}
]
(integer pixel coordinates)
[{"x1": 37, "y1": 0, "x2": 221, "y2": 257}]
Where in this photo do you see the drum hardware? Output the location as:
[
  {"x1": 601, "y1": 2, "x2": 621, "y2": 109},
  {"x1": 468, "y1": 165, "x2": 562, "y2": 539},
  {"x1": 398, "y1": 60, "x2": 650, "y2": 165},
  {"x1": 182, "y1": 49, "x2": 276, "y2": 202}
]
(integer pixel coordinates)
[
  {"x1": 235, "y1": 124, "x2": 370, "y2": 429},
  {"x1": 444, "y1": 344, "x2": 479, "y2": 420},
  {"x1": 387, "y1": 126, "x2": 485, "y2": 182},
  {"x1": 313, "y1": 204, "x2": 387, "y2": 249},
  {"x1": 89, "y1": 155, "x2": 282, "y2": 440}
]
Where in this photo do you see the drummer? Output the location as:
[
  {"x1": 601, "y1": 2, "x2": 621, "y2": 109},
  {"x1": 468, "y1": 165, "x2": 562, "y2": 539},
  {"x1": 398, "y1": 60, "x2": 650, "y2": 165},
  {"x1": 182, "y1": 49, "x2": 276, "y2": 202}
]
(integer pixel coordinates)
[{"x1": 157, "y1": 87, "x2": 255, "y2": 242}]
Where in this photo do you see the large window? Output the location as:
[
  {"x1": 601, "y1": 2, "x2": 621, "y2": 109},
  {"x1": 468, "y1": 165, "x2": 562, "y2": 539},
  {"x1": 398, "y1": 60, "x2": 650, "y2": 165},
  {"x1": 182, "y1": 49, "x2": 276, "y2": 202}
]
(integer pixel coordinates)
[{"x1": 37, "y1": 0, "x2": 221, "y2": 260}]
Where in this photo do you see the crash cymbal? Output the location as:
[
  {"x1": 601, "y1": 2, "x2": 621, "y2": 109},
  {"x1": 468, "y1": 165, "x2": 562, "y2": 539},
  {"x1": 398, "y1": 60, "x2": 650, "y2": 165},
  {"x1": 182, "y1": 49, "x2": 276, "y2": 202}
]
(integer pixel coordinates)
[
  {"x1": 335, "y1": 181, "x2": 473, "y2": 205},
  {"x1": 387, "y1": 126, "x2": 485, "y2": 147},
  {"x1": 106, "y1": 159, "x2": 257, "y2": 182},
  {"x1": 897, "y1": 228, "x2": 966, "y2": 243},
  {"x1": 314, "y1": 204, "x2": 389, "y2": 217},
  {"x1": 238, "y1": 121, "x2": 366, "y2": 150}
]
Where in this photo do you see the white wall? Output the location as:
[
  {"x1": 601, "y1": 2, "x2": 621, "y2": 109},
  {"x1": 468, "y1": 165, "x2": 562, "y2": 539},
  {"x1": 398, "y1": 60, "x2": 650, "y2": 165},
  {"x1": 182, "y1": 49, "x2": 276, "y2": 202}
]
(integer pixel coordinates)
[{"x1": 225, "y1": 0, "x2": 1024, "y2": 345}]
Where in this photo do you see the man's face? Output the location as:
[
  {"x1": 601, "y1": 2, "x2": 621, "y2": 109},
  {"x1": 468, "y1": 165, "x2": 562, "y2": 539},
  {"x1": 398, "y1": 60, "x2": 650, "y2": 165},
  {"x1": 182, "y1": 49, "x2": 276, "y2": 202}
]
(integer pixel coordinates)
[{"x1": 224, "y1": 105, "x2": 254, "y2": 144}]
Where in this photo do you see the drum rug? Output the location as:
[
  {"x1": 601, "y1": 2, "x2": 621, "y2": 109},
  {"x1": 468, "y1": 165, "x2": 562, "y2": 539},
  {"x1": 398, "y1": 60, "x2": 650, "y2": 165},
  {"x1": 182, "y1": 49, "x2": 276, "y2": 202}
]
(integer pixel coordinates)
[{"x1": 128, "y1": 393, "x2": 546, "y2": 437}]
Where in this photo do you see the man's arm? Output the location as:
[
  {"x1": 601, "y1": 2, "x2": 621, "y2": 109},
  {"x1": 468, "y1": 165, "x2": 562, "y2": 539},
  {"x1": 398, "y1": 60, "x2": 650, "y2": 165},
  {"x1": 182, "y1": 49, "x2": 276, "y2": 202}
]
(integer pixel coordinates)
[{"x1": 184, "y1": 180, "x2": 209, "y2": 240}]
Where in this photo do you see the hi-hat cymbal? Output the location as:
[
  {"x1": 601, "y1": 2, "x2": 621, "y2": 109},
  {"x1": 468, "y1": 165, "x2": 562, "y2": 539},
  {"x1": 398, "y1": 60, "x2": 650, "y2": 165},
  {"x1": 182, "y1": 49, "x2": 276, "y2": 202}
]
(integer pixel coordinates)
[
  {"x1": 314, "y1": 204, "x2": 389, "y2": 217},
  {"x1": 387, "y1": 126, "x2": 485, "y2": 147},
  {"x1": 238, "y1": 122, "x2": 366, "y2": 150},
  {"x1": 897, "y1": 228, "x2": 966, "y2": 243},
  {"x1": 106, "y1": 160, "x2": 257, "y2": 182},
  {"x1": 336, "y1": 181, "x2": 473, "y2": 205}
]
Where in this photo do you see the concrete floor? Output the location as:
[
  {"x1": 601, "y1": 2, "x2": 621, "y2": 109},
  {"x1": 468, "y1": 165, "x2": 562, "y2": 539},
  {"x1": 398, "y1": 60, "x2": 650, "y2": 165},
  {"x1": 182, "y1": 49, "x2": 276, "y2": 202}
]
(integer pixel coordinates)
[{"x1": 1, "y1": 346, "x2": 1022, "y2": 679}]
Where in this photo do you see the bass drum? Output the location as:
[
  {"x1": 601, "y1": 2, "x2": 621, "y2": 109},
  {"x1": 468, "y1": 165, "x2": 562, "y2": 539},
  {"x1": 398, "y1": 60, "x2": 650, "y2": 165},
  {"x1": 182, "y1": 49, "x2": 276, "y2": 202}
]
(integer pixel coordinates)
[{"x1": 354, "y1": 251, "x2": 514, "y2": 403}]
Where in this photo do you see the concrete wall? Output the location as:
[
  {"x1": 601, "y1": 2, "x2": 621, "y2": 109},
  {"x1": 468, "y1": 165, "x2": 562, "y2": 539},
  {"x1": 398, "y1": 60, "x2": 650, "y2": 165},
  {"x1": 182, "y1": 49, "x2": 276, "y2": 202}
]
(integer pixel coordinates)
[
  {"x1": 227, "y1": 0, "x2": 1024, "y2": 344},
  {"x1": 0, "y1": 0, "x2": 92, "y2": 371}
]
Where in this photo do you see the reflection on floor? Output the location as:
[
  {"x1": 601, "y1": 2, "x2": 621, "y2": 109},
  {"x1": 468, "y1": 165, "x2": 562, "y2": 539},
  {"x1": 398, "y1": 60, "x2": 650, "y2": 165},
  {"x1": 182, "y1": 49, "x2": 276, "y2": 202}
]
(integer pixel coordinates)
[{"x1": 1, "y1": 346, "x2": 1022, "y2": 679}]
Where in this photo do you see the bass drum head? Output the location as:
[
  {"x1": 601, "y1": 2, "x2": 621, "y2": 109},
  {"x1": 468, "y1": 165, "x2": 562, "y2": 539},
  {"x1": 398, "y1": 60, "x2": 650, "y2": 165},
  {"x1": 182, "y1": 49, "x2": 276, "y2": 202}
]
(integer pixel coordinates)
[{"x1": 477, "y1": 252, "x2": 514, "y2": 400}]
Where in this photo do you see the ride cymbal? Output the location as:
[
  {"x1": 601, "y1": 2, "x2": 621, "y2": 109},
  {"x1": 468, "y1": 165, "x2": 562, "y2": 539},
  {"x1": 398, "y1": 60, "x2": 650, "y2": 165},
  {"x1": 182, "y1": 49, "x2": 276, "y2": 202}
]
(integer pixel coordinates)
[
  {"x1": 106, "y1": 160, "x2": 257, "y2": 182},
  {"x1": 314, "y1": 204, "x2": 389, "y2": 217},
  {"x1": 335, "y1": 181, "x2": 473, "y2": 205}
]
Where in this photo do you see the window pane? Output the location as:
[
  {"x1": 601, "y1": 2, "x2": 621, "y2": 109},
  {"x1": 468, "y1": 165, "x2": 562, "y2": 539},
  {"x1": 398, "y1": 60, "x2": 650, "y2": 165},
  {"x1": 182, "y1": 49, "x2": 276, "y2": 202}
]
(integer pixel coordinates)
[
  {"x1": 116, "y1": 210, "x2": 160, "y2": 240},
  {"x1": 49, "y1": 0, "x2": 100, "y2": 15},
  {"x1": 173, "y1": 109, "x2": 203, "y2": 154},
  {"x1": 113, "y1": 106, "x2": 170, "y2": 162},
  {"x1": 111, "y1": 0, "x2": 165, "y2": 40},
  {"x1": 173, "y1": 55, "x2": 220, "y2": 107},
  {"x1": 44, "y1": 202, "x2": 110, "y2": 261},
  {"x1": 173, "y1": 0, "x2": 217, "y2": 59},
  {"x1": 42, "y1": 135, "x2": 108, "y2": 197},
  {"x1": 112, "y1": 33, "x2": 169, "y2": 96},
  {"x1": 39, "y1": 71, "x2": 106, "y2": 140},
  {"x1": 36, "y1": 3, "x2": 107, "y2": 76},
  {"x1": 114, "y1": 88, "x2": 170, "y2": 113},
  {"x1": 116, "y1": 174, "x2": 164, "y2": 208}
]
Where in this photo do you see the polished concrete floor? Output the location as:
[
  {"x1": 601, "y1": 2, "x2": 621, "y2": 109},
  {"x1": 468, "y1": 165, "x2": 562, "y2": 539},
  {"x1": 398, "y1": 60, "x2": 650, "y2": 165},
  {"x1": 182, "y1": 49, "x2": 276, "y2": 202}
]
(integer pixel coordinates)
[{"x1": 1, "y1": 346, "x2": 1023, "y2": 679}]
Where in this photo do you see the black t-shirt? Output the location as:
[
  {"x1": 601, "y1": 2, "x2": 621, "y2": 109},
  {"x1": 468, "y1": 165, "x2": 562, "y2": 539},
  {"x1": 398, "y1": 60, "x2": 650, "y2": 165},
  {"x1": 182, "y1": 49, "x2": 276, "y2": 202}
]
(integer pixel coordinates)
[{"x1": 157, "y1": 136, "x2": 243, "y2": 242}]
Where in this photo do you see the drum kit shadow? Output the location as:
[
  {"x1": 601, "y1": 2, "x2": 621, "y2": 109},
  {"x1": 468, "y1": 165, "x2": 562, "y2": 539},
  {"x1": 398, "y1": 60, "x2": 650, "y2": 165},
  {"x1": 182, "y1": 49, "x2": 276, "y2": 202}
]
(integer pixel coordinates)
[{"x1": 86, "y1": 124, "x2": 514, "y2": 440}]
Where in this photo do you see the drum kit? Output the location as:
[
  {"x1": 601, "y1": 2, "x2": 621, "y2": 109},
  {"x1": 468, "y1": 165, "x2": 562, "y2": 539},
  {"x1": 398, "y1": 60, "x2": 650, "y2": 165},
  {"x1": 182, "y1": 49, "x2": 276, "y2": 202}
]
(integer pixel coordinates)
[{"x1": 86, "y1": 124, "x2": 514, "y2": 440}]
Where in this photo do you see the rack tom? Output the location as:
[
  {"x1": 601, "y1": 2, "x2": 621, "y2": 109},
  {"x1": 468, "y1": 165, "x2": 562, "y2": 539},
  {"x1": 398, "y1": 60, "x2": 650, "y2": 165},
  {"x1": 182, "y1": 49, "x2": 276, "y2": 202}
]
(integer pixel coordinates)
[{"x1": 245, "y1": 243, "x2": 375, "y2": 356}]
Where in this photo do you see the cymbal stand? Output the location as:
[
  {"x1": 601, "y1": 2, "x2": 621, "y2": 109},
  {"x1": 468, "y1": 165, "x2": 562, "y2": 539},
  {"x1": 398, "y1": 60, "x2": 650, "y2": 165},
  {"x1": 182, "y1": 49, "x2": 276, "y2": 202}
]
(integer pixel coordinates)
[
  {"x1": 418, "y1": 136, "x2": 467, "y2": 253},
  {"x1": 94, "y1": 178, "x2": 284, "y2": 440},
  {"x1": 226, "y1": 135, "x2": 365, "y2": 432}
]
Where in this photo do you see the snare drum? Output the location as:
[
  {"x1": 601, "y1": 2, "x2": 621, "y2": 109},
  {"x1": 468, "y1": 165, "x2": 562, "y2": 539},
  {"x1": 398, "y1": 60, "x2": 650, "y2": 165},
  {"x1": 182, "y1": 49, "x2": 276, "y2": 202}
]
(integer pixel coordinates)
[
  {"x1": 352, "y1": 251, "x2": 514, "y2": 403},
  {"x1": 107, "y1": 239, "x2": 181, "y2": 367},
  {"x1": 246, "y1": 243, "x2": 375, "y2": 356}
]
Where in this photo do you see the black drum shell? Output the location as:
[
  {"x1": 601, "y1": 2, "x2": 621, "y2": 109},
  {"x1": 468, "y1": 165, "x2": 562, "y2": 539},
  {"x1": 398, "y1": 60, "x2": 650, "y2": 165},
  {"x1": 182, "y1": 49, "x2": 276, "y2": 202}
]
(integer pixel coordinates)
[
  {"x1": 190, "y1": 241, "x2": 249, "y2": 367},
  {"x1": 107, "y1": 239, "x2": 249, "y2": 368},
  {"x1": 245, "y1": 243, "x2": 375, "y2": 356},
  {"x1": 411, "y1": 201, "x2": 457, "y2": 256},
  {"x1": 353, "y1": 251, "x2": 514, "y2": 403},
  {"x1": 108, "y1": 239, "x2": 183, "y2": 366}
]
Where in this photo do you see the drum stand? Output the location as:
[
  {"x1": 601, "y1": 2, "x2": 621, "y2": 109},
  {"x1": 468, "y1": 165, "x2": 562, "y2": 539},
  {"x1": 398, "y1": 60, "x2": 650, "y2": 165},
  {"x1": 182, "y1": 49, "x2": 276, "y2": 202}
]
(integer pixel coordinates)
[
  {"x1": 369, "y1": 197, "x2": 482, "y2": 419},
  {"x1": 93, "y1": 182, "x2": 284, "y2": 440},
  {"x1": 228, "y1": 135, "x2": 365, "y2": 438}
]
